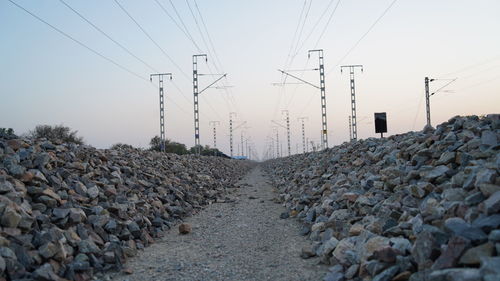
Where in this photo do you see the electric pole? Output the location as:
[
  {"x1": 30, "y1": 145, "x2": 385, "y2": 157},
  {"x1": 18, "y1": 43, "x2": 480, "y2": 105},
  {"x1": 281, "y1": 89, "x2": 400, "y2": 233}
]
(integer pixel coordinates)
[
  {"x1": 240, "y1": 131, "x2": 244, "y2": 157},
  {"x1": 273, "y1": 126, "x2": 280, "y2": 158},
  {"x1": 150, "y1": 73, "x2": 172, "y2": 152},
  {"x1": 209, "y1": 121, "x2": 220, "y2": 156},
  {"x1": 424, "y1": 77, "x2": 456, "y2": 128},
  {"x1": 341, "y1": 65, "x2": 363, "y2": 141},
  {"x1": 278, "y1": 49, "x2": 328, "y2": 150},
  {"x1": 297, "y1": 117, "x2": 308, "y2": 153},
  {"x1": 231, "y1": 120, "x2": 247, "y2": 158},
  {"x1": 282, "y1": 110, "x2": 291, "y2": 156},
  {"x1": 309, "y1": 49, "x2": 328, "y2": 149},
  {"x1": 349, "y1": 116, "x2": 352, "y2": 141},
  {"x1": 241, "y1": 125, "x2": 251, "y2": 158},
  {"x1": 425, "y1": 77, "x2": 433, "y2": 128},
  {"x1": 229, "y1": 112, "x2": 236, "y2": 157},
  {"x1": 192, "y1": 54, "x2": 227, "y2": 155}
]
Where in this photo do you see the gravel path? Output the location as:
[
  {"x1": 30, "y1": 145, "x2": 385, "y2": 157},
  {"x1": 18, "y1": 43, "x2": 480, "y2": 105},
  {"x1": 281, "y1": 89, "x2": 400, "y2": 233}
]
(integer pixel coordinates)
[{"x1": 108, "y1": 166, "x2": 328, "y2": 281}]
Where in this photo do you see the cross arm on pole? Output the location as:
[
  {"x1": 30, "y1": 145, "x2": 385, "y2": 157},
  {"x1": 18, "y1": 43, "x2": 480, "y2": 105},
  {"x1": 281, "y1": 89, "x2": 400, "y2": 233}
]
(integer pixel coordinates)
[
  {"x1": 431, "y1": 78, "x2": 457, "y2": 96},
  {"x1": 340, "y1": 65, "x2": 363, "y2": 73},
  {"x1": 233, "y1": 121, "x2": 247, "y2": 131},
  {"x1": 271, "y1": 120, "x2": 286, "y2": 129},
  {"x1": 199, "y1": 74, "x2": 227, "y2": 94},
  {"x1": 150, "y1": 73, "x2": 172, "y2": 81},
  {"x1": 277, "y1": 69, "x2": 320, "y2": 89}
]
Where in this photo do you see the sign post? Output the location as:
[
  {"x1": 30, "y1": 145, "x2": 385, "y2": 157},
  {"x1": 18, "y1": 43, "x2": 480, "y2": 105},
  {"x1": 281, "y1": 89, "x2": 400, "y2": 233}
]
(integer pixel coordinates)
[{"x1": 374, "y1": 112, "x2": 387, "y2": 138}]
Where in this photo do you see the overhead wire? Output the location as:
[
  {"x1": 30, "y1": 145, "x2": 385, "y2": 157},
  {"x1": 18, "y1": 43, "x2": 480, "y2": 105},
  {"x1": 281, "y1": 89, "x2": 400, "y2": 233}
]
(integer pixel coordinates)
[
  {"x1": 113, "y1": 0, "x2": 191, "y2": 81},
  {"x1": 282, "y1": 0, "x2": 307, "y2": 79},
  {"x1": 291, "y1": 0, "x2": 312, "y2": 61},
  {"x1": 438, "y1": 55, "x2": 500, "y2": 78},
  {"x1": 58, "y1": 0, "x2": 159, "y2": 74},
  {"x1": 457, "y1": 74, "x2": 500, "y2": 91},
  {"x1": 6, "y1": 0, "x2": 191, "y2": 117},
  {"x1": 58, "y1": 0, "x2": 194, "y2": 110},
  {"x1": 272, "y1": 0, "x2": 310, "y2": 126},
  {"x1": 193, "y1": 0, "x2": 223, "y2": 73},
  {"x1": 184, "y1": 0, "x2": 236, "y2": 119},
  {"x1": 153, "y1": 0, "x2": 202, "y2": 51},
  {"x1": 326, "y1": 0, "x2": 399, "y2": 75},
  {"x1": 313, "y1": 0, "x2": 342, "y2": 47},
  {"x1": 285, "y1": 0, "x2": 342, "y2": 110},
  {"x1": 114, "y1": 0, "x2": 225, "y2": 121},
  {"x1": 7, "y1": 0, "x2": 147, "y2": 83},
  {"x1": 193, "y1": 0, "x2": 242, "y2": 115},
  {"x1": 293, "y1": 0, "x2": 338, "y2": 57}
]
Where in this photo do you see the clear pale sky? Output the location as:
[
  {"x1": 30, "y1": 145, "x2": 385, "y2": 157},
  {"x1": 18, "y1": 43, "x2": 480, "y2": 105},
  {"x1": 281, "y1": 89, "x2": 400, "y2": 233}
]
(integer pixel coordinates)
[{"x1": 1, "y1": 0, "x2": 499, "y2": 159}]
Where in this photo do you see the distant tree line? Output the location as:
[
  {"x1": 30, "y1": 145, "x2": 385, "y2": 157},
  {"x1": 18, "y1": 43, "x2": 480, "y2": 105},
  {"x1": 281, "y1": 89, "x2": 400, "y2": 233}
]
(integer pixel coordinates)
[
  {"x1": 0, "y1": 128, "x2": 17, "y2": 139},
  {"x1": 2, "y1": 124, "x2": 228, "y2": 158},
  {"x1": 28, "y1": 124, "x2": 84, "y2": 144},
  {"x1": 149, "y1": 136, "x2": 229, "y2": 158}
]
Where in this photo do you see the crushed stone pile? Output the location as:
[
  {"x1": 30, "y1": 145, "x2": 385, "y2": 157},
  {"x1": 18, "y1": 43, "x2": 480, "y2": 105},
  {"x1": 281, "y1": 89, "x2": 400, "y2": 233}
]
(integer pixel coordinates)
[
  {"x1": 265, "y1": 115, "x2": 500, "y2": 281},
  {"x1": 0, "y1": 138, "x2": 252, "y2": 280}
]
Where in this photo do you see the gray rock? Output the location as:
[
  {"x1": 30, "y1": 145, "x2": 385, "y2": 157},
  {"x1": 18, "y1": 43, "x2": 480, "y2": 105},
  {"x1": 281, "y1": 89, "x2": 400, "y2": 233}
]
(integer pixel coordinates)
[
  {"x1": 484, "y1": 191, "x2": 500, "y2": 214},
  {"x1": 317, "y1": 237, "x2": 339, "y2": 257},
  {"x1": 0, "y1": 255, "x2": 5, "y2": 272},
  {"x1": 428, "y1": 268, "x2": 481, "y2": 281},
  {"x1": 389, "y1": 237, "x2": 412, "y2": 254},
  {"x1": 464, "y1": 192, "x2": 485, "y2": 206},
  {"x1": 372, "y1": 265, "x2": 399, "y2": 281},
  {"x1": 488, "y1": 230, "x2": 500, "y2": 242},
  {"x1": 432, "y1": 236, "x2": 470, "y2": 270},
  {"x1": 459, "y1": 242, "x2": 494, "y2": 265},
  {"x1": 32, "y1": 263, "x2": 59, "y2": 280},
  {"x1": 444, "y1": 217, "x2": 487, "y2": 243},
  {"x1": 87, "y1": 185, "x2": 99, "y2": 199},
  {"x1": 38, "y1": 242, "x2": 58, "y2": 259},
  {"x1": 78, "y1": 239, "x2": 100, "y2": 254},
  {"x1": 472, "y1": 214, "x2": 500, "y2": 232},
  {"x1": 300, "y1": 244, "x2": 316, "y2": 259},
  {"x1": 344, "y1": 264, "x2": 359, "y2": 279},
  {"x1": 1, "y1": 206, "x2": 22, "y2": 228},
  {"x1": 422, "y1": 165, "x2": 450, "y2": 181},
  {"x1": 412, "y1": 231, "x2": 437, "y2": 270},
  {"x1": 475, "y1": 169, "x2": 497, "y2": 186},
  {"x1": 481, "y1": 130, "x2": 498, "y2": 147},
  {"x1": 323, "y1": 271, "x2": 344, "y2": 281},
  {"x1": 480, "y1": 257, "x2": 500, "y2": 280}
]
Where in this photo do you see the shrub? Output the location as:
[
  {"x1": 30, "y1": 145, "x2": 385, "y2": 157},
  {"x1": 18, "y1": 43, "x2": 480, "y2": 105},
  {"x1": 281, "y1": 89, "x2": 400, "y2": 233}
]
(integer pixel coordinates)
[
  {"x1": 149, "y1": 136, "x2": 189, "y2": 155},
  {"x1": 110, "y1": 143, "x2": 135, "y2": 150},
  {"x1": 28, "y1": 124, "x2": 84, "y2": 144}
]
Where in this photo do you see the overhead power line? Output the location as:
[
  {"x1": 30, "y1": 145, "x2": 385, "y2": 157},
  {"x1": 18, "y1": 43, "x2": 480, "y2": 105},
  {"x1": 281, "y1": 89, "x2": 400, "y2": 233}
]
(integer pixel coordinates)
[
  {"x1": 438, "y1": 55, "x2": 500, "y2": 78},
  {"x1": 194, "y1": 0, "x2": 224, "y2": 73},
  {"x1": 7, "y1": 0, "x2": 147, "y2": 82},
  {"x1": 113, "y1": 0, "x2": 190, "y2": 81},
  {"x1": 58, "y1": 0, "x2": 159, "y2": 73},
  {"x1": 314, "y1": 0, "x2": 342, "y2": 47},
  {"x1": 294, "y1": 0, "x2": 340, "y2": 57},
  {"x1": 154, "y1": 0, "x2": 201, "y2": 51},
  {"x1": 7, "y1": 0, "x2": 191, "y2": 118},
  {"x1": 327, "y1": 0, "x2": 399, "y2": 74},
  {"x1": 291, "y1": 0, "x2": 312, "y2": 60},
  {"x1": 283, "y1": 0, "x2": 307, "y2": 73},
  {"x1": 185, "y1": 0, "x2": 239, "y2": 115},
  {"x1": 283, "y1": 0, "x2": 342, "y2": 110},
  {"x1": 58, "y1": 0, "x2": 192, "y2": 108}
]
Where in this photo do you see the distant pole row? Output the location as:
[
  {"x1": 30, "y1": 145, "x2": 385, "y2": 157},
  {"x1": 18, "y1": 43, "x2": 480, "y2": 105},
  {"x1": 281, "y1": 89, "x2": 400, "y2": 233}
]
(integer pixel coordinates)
[{"x1": 150, "y1": 73, "x2": 172, "y2": 152}]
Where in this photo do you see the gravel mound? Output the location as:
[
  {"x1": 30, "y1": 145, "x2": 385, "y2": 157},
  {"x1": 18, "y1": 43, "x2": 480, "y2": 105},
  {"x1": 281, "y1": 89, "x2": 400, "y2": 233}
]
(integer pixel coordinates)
[
  {"x1": 265, "y1": 115, "x2": 500, "y2": 281},
  {"x1": 0, "y1": 137, "x2": 252, "y2": 280}
]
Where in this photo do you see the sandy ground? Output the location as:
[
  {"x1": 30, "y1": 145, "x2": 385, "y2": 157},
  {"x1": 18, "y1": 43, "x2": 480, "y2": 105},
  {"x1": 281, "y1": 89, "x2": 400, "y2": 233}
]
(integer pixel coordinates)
[{"x1": 107, "y1": 166, "x2": 327, "y2": 281}]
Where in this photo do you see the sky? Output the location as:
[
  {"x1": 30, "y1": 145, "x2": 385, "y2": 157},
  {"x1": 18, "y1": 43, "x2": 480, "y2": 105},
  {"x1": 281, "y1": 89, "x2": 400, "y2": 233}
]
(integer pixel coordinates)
[{"x1": 1, "y1": 0, "x2": 499, "y2": 160}]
